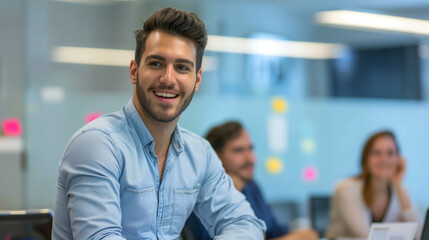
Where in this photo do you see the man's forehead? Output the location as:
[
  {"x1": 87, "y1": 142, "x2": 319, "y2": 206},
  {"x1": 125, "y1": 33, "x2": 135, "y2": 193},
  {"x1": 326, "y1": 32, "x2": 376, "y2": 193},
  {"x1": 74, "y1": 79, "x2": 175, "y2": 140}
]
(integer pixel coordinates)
[
  {"x1": 225, "y1": 136, "x2": 253, "y2": 149},
  {"x1": 143, "y1": 30, "x2": 197, "y2": 61}
]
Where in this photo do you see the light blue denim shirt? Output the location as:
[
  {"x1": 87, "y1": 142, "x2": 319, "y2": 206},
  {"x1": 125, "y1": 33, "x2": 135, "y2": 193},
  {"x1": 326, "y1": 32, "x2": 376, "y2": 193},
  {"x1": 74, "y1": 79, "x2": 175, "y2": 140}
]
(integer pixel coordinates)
[{"x1": 52, "y1": 100, "x2": 266, "y2": 240}]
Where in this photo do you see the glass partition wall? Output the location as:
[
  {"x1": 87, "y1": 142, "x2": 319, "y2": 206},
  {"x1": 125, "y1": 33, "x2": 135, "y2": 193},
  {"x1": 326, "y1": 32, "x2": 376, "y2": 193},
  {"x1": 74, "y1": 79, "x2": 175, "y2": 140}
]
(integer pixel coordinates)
[{"x1": 1, "y1": 1, "x2": 428, "y2": 223}]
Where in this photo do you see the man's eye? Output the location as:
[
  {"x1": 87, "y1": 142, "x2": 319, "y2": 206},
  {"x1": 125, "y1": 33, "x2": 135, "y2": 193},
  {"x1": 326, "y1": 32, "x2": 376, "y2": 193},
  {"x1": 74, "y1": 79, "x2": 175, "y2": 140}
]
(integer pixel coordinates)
[
  {"x1": 232, "y1": 148, "x2": 245, "y2": 153},
  {"x1": 149, "y1": 62, "x2": 161, "y2": 67},
  {"x1": 177, "y1": 65, "x2": 190, "y2": 71}
]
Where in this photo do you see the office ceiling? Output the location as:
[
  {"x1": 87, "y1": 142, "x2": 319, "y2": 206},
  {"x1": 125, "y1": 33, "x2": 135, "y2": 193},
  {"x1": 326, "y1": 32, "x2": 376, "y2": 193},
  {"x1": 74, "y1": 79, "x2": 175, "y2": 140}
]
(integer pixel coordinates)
[
  {"x1": 223, "y1": 0, "x2": 429, "y2": 12},
  {"x1": 46, "y1": 0, "x2": 429, "y2": 47}
]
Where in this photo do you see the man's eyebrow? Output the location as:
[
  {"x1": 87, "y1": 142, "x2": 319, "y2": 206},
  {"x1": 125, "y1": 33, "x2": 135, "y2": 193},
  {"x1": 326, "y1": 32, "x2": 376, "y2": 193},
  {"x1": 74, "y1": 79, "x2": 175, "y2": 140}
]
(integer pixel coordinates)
[
  {"x1": 144, "y1": 55, "x2": 194, "y2": 68},
  {"x1": 145, "y1": 54, "x2": 166, "y2": 62},
  {"x1": 176, "y1": 59, "x2": 194, "y2": 68},
  {"x1": 232, "y1": 146, "x2": 245, "y2": 152}
]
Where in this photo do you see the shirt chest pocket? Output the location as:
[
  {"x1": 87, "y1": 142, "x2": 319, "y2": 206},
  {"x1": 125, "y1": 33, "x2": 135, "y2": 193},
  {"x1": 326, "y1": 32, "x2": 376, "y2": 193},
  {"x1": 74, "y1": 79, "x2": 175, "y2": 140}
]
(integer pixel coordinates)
[
  {"x1": 121, "y1": 184, "x2": 157, "y2": 236},
  {"x1": 170, "y1": 186, "x2": 200, "y2": 235}
]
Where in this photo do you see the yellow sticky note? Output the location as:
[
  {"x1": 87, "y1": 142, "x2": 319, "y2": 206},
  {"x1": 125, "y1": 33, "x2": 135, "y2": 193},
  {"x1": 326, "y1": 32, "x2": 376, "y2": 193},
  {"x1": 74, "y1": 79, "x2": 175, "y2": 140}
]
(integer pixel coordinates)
[
  {"x1": 271, "y1": 97, "x2": 288, "y2": 114},
  {"x1": 266, "y1": 157, "x2": 283, "y2": 174}
]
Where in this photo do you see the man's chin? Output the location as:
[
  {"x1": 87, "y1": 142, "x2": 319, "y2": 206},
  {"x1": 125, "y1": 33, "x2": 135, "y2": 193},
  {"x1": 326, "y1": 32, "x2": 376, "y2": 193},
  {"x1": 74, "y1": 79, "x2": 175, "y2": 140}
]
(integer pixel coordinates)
[
  {"x1": 145, "y1": 107, "x2": 180, "y2": 122},
  {"x1": 151, "y1": 113, "x2": 179, "y2": 123},
  {"x1": 241, "y1": 175, "x2": 253, "y2": 184}
]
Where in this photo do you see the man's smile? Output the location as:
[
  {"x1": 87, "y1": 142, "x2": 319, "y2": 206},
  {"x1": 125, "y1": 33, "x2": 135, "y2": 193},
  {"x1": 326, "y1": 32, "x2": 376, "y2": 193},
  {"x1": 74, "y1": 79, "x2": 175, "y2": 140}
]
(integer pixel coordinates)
[{"x1": 154, "y1": 91, "x2": 178, "y2": 98}]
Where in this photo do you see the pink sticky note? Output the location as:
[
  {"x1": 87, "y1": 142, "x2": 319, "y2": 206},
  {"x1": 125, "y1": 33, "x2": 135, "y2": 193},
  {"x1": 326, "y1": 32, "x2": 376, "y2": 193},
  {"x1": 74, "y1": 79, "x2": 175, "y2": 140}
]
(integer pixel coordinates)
[
  {"x1": 2, "y1": 118, "x2": 23, "y2": 136},
  {"x1": 303, "y1": 166, "x2": 318, "y2": 182},
  {"x1": 85, "y1": 112, "x2": 102, "y2": 123}
]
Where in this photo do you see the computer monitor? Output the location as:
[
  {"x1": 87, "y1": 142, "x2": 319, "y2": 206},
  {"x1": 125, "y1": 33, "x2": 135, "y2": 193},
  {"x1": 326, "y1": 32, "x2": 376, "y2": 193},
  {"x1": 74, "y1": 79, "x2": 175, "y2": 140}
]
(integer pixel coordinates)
[
  {"x1": 0, "y1": 209, "x2": 53, "y2": 240},
  {"x1": 309, "y1": 195, "x2": 331, "y2": 237}
]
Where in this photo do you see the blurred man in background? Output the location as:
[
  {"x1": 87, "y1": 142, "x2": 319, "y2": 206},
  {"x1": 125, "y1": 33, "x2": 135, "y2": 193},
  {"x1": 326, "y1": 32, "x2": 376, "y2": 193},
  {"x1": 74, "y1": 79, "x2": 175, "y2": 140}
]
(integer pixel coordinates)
[{"x1": 185, "y1": 121, "x2": 318, "y2": 240}]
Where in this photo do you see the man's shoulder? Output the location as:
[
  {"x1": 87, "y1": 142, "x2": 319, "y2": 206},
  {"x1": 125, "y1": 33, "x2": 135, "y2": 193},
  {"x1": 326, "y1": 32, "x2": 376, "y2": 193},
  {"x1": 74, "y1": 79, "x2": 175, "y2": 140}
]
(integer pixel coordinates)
[
  {"x1": 60, "y1": 110, "x2": 129, "y2": 169},
  {"x1": 176, "y1": 127, "x2": 216, "y2": 169},
  {"x1": 243, "y1": 181, "x2": 263, "y2": 196},
  {"x1": 68, "y1": 110, "x2": 128, "y2": 146},
  {"x1": 178, "y1": 126, "x2": 211, "y2": 148},
  {"x1": 245, "y1": 180, "x2": 261, "y2": 190}
]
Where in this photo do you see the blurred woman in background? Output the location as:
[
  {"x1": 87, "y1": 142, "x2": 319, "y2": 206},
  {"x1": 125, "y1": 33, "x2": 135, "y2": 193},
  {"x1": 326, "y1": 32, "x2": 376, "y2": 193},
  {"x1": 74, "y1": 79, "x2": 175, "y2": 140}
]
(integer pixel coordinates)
[{"x1": 326, "y1": 131, "x2": 419, "y2": 239}]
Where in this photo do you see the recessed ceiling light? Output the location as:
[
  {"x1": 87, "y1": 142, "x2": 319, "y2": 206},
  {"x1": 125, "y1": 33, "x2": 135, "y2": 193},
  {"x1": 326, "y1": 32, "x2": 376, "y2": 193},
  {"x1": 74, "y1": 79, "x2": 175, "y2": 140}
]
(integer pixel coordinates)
[{"x1": 316, "y1": 10, "x2": 429, "y2": 36}]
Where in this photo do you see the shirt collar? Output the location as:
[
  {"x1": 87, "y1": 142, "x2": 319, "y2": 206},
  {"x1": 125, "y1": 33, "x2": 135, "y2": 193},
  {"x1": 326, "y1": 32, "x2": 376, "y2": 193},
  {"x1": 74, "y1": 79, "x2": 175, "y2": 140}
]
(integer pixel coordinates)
[
  {"x1": 124, "y1": 99, "x2": 185, "y2": 154},
  {"x1": 124, "y1": 99, "x2": 154, "y2": 147},
  {"x1": 171, "y1": 125, "x2": 185, "y2": 154}
]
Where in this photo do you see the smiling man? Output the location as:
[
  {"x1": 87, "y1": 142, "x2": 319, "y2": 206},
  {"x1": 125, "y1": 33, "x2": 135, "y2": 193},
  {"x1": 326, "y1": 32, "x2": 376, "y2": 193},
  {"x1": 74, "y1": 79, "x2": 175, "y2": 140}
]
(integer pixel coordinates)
[{"x1": 52, "y1": 8, "x2": 265, "y2": 240}]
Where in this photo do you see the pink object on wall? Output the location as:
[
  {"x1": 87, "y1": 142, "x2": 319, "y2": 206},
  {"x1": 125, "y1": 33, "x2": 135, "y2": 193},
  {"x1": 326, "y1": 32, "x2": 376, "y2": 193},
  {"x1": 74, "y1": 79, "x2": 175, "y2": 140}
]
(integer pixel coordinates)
[
  {"x1": 85, "y1": 112, "x2": 102, "y2": 123},
  {"x1": 303, "y1": 166, "x2": 318, "y2": 182},
  {"x1": 2, "y1": 118, "x2": 23, "y2": 136}
]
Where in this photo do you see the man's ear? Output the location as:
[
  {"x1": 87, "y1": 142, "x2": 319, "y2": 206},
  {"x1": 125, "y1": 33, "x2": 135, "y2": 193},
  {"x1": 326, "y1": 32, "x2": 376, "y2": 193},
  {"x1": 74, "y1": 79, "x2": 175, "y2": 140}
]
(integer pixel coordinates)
[
  {"x1": 194, "y1": 67, "x2": 202, "y2": 92},
  {"x1": 130, "y1": 60, "x2": 138, "y2": 85}
]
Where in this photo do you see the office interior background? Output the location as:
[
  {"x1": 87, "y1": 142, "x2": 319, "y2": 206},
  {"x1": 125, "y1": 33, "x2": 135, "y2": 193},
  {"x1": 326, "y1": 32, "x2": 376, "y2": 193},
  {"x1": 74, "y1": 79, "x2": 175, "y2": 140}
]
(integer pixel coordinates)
[{"x1": 1, "y1": 0, "x2": 429, "y2": 230}]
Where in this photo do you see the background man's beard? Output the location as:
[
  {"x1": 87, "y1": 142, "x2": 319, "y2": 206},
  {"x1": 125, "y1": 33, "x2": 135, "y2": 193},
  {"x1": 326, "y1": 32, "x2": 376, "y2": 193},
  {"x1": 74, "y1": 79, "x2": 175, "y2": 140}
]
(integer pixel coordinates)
[
  {"x1": 229, "y1": 162, "x2": 254, "y2": 183},
  {"x1": 239, "y1": 162, "x2": 254, "y2": 182}
]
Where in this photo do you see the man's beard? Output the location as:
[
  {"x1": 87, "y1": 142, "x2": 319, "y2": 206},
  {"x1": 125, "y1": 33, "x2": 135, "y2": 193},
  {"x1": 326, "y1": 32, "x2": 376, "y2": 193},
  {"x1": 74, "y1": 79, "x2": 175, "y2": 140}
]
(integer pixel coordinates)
[
  {"x1": 135, "y1": 72, "x2": 196, "y2": 122},
  {"x1": 233, "y1": 162, "x2": 254, "y2": 183}
]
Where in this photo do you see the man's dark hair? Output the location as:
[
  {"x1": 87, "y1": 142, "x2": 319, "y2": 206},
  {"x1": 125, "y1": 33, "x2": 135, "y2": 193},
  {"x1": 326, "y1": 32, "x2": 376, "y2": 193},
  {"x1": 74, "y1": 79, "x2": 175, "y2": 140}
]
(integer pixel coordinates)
[
  {"x1": 205, "y1": 121, "x2": 244, "y2": 154},
  {"x1": 134, "y1": 7, "x2": 208, "y2": 72}
]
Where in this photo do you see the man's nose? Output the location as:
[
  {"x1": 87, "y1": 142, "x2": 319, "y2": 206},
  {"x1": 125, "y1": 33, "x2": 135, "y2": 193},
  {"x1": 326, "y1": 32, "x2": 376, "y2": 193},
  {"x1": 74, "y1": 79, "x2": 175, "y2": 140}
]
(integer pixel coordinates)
[
  {"x1": 159, "y1": 64, "x2": 176, "y2": 87},
  {"x1": 246, "y1": 150, "x2": 256, "y2": 163}
]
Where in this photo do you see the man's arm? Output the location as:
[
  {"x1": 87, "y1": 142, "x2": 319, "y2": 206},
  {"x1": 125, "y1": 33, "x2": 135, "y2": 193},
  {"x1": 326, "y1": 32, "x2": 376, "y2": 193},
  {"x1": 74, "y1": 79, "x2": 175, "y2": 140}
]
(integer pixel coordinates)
[
  {"x1": 53, "y1": 130, "x2": 125, "y2": 240},
  {"x1": 193, "y1": 145, "x2": 266, "y2": 239}
]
